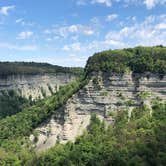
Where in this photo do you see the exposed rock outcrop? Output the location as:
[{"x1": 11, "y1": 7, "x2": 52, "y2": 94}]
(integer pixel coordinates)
[
  {"x1": 30, "y1": 72, "x2": 166, "y2": 152},
  {"x1": 0, "y1": 73, "x2": 76, "y2": 99}
]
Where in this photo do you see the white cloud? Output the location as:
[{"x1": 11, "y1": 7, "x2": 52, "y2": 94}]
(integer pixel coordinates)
[
  {"x1": 15, "y1": 18, "x2": 35, "y2": 26},
  {"x1": 71, "y1": 42, "x2": 81, "y2": 51},
  {"x1": 133, "y1": 0, "x2": 166, "y2": 9},
  {"x1": 105, "y1": 15, "x2": 166, "y2": 46},
  {"x1": 79, "y1": 15, "x2": 166, "y2": 56},
  {"x1": 16, "y1": 18, "x2": 23, "y2": 23},
  {"x1": 144, "y1": 0, "x2": 156, "y2": 9},
  {"x1": 62, "y1": 42, "x2": 81, "y2": 52},
  {"x1": 106, "y1": 14, "x2": 118, "y2": 21},
  {"x1": 46, "y1": 38, "x2": 52, "y2": 42},
  {"x1": 17, "y1": 31, "x2": 34, "y2": 40},
  {"x1": 45, "y1": 24, "x2": 95, "y2": 38},
  {"x1": 76, "y1": 0, "x2": 87, "y2": 5},
  {"x1": 44, "y1": 29, "x2": 52, "y2": 34},
  {"x1": 62, "y1": 45, "x2": 70, "y2": 51},
  {"x1": 105, "y1": 26, "x2": 135, "y2": 41},
  {"x1": 68, "y1": 25, "x2": 78, "y2": 32},
  {"x1": 0, "y1": 5, "x2": 15, "y2": 16},
  {"x1": 0, "y1": 43, "x2": 37, "y2": 51},
  {"x1": 155, "y1": 23, "x2": 166, "y2": 30},
  {"x1": 83, "y1": 29, "x2": 94, "y2": 35},
  {"x1": 91, "y1": 0, "x2": 112, "y2": 7},
  {"x1": 76, "y1": 0, "x2": 166, "y2": 9},
  {"x1": 87, "y1": 39, "x2": 127, "y2": 51}
]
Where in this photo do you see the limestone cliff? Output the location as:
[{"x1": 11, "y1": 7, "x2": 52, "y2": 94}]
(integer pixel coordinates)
[
  {"x1": 0, "y1": 73, "x2": 76, "y2": 99},
  {"x1": 30, "y1": 72, "x2": 166, "y2": 152}
]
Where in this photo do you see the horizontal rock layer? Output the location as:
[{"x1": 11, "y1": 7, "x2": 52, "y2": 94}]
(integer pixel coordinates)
[
  {"x1": 0, "y1": 73, "x2": 76, "y2": 99},
  {"x1": 30, "y1": 72, "x2": 166, "y2": 151}
]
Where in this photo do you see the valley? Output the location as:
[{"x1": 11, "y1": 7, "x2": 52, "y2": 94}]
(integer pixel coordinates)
[{"x1": 0, "y1": 46, "x2": 165, "y2": 166}]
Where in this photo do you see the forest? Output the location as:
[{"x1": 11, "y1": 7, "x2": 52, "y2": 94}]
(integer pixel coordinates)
[
  {"x1": 85, "y1": 46, "x2": 166, "y2": 75},
  {"x1": 0, "y1": 100, "x2": 165, "y2": 165},
  {"x1": 0, "y1": 46, "x2": 165, "y2": 165},
  {"x1": 0, "y1": 62, "x2": 83, "y2": 76},
  {"x1": 0, "y1": 90, "x2": 33, "y2": 119},
  {"x1": 36, "y1": 102, "x2": 166, "y2": 166}
]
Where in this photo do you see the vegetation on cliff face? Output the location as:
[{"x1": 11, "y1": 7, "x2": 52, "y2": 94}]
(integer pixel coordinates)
[
  {"x1": 0, "y1": 76, "x2": 88, "y2": 165},
  {"x1": 0, "y1": 46, "x2": 165, "y2": 165},
  {"x1": 33, "y1": 102, "x2": 166, "y2": 166},
  {"x1": 0, "y1": 90, "x2": 33, "y2": 119},
  {"x1": 0, "y1": 62, "x2": 83, "y2": 76},
  {"x1": 85, "y1": 46, "x2": 166, "y2": 74},
  {"x1": 0, "y1": 76, "x2": 87, "y2": 142},
  {"x1": 0, "y1": 100, "x2": 165, "y2": 165}
]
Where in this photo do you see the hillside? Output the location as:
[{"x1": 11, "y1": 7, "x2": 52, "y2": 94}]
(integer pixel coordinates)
[
  {"x1": 0, "y1": 62, "x2": 83, "y2": 76},
  {"x1": 0, "y1": 46, "x2": 165, "y2": 165},
  {"x1": 0, "y1": 90, "x2": 32, "y2": 119},
  {"x1": 86, "y1": 46, "x2": 166, "y2": 74},
  {"x1": 0, "y1": 62, "x2": 83, "y2": 99},
  {"x1": 0, "y1": 62, "x2": 83, "y2": 119}
]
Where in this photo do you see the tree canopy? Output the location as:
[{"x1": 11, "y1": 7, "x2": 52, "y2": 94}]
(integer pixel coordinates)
[
  {"x1": 0, "y1": 62, "x2": 83, "y2": 76},
  {"x1": 85, "y1": 46, "x2": 166, "y2": 74}
]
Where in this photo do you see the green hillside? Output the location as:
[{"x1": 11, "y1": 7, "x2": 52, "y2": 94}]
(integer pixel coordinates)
[
  {"x1": 36, "y1": 102, "x2": 166, "y2": 166},
  {"x1": 86, "y1": 46, "x2": 166, "y2": 74},
  {"x1": 0, "y1": 90, "x2": 33, "y2": 119},
  {"x1": 0, "y1": 46, "x2": 165, "y2": 165},
  {"x1": 0, "y1": 62, "x2": 83, "y2": 76}
]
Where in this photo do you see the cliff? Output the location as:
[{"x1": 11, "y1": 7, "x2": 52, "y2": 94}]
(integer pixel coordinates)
[
  {"x1": 0, "y1": 73, "x2": 77, "y2": 99},
  {"x1": 30, "y1": 72, "x2": 166, "y2": 151}
]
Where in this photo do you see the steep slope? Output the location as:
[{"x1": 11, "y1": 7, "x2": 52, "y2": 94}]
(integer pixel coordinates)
[
  {"x1": 0, "y1": 46, "x2": 165, "y2": 165},
  {"x1": 0, "y1": 73, "x2": 76, "y2": 99},
  {"x1": 0, "y1": 77, "x2": 87, "y2": 142},
  {"x1": 31, "y1": 46, "x2": 166, "y2": 151},
  {"x1": 32, "y1": 72, "x2": 166, "y2": 151},
  {"x1": 36, "y1": 102, "x2": 166, "y2": 166},
  {"x1": 0, "y1": 62, "x2": 83, "y2": 99}
]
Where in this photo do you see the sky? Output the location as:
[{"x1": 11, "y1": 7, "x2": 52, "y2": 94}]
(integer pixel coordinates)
[{"x1": 0, "y1": 0, "x2": 166, "y2": 67}]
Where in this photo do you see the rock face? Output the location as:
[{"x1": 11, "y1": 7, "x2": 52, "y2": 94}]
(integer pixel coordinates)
[
  {"x1": 0, "y1": 73, "x2": 76, "y2": 99},
  {"x1": 30, "y1": 72, "x2": 166, "y2": 152}
]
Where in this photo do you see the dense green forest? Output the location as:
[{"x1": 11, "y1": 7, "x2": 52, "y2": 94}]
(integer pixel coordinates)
[
  {"x1": 0, "y1": 46, "x2": 165, "y2": 165},
  {"x1": 0, "y1": 76, "x2": 87, "y2": 142},
  {"x1": 0, "y1": 90, "x2": 32, "y2": 119},
  {"x1": 0, "y1": 76, "x2": 88, "y2": 165},
  {"x1": 36, "y1": 102, "x2": 166, "y2": 166},
  {"x1": 86, "y1": 46, "x2": 166, "y2": 74},
  {"x1": 0, "y1": 100, "x2": 165, "y2": 165},
  {"x1": 0, "y1": 62, "x2": 83, "y2": 76}
]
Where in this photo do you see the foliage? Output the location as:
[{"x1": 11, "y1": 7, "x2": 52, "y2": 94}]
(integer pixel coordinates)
[
  {"x1": 85, "y1": 46, "x2": 166, "y2": 74},
  {"x1": 35, "y1": 102, "x2": 166, "y2": 166},
  {"x1": 47, "y1": 84, "x2": 54, "y2": 95},
  {"x1": 0, "y1": 90, "x2": 31, "y2": 119},
  {"x1": 0, "y1": 76, "x2": 88, "y2": 142},
  {"x1": 100, "y1": 91, "x2": 108, "y2": 96},
  {"x1": 0, "y1": 62, "x2": 83, "y2": 76},
  {"x1": 0, "y1": 46, "x2": 166, "y2": 165},
  {"x1": 138, "y1": 91, "x2": 151, "y2": 100},
  {"x1": 0, "y1": 75, "x2": 88, "y2": 165},
  {"x1": 40, "y1": 87, "x2": 46, "y2": 98}
]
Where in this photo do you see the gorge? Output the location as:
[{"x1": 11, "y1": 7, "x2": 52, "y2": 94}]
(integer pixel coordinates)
[{"x1": 0, "y1": 46, "x2": 165, "y2": 165}]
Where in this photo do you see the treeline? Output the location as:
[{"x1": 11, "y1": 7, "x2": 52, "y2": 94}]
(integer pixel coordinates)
[
  {"x1": 0, "y1": 62, "x2": 83, "y2": 76},
  {"x1": 35, "y1": 101, "x2": 166, "y2": 166},
  {"x1": 86, "y1": 46, "x2": 166, "y2": 74},
  {"x1": 0, "y1": 90, "x2": 33, "y2": 119}
]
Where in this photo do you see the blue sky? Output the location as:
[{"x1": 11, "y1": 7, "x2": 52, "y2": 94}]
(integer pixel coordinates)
[{"x1": 0, "y1": 0, "x2": 166, "y2": 67}]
